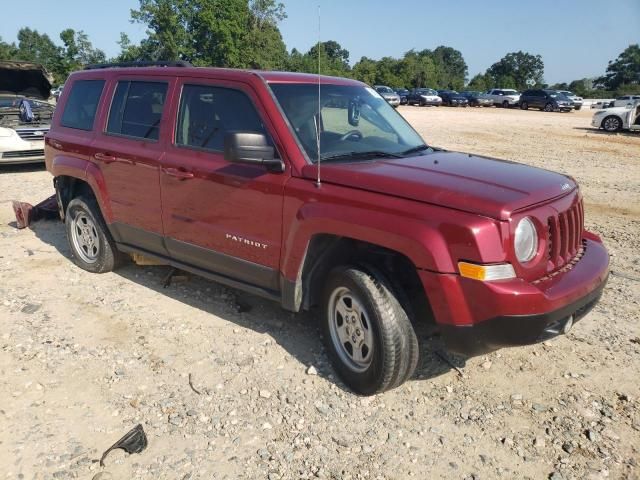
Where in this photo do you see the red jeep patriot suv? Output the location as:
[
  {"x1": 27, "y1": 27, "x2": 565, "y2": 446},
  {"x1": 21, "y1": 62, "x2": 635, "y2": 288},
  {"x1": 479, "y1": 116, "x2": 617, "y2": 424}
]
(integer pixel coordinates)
[{"x1": 45, "y1": 62, "x2": 609, "y2": 394}]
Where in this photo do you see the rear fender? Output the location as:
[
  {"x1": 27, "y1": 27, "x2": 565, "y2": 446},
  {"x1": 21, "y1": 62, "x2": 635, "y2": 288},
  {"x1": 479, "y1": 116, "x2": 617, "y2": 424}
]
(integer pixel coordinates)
[{"x1": 51, "y1": 155, "x2": 113, "y2": 223}]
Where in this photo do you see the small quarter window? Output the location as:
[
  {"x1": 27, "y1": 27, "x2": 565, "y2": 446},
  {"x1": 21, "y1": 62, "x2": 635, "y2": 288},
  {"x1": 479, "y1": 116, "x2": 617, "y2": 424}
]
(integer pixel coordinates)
[
  {"x1": 60, "y1": 80, "x2": 105, "y2": 131},
  {"x1": 107, "y1": 81, "x2": 168, "y2": 140},
  {"x1": 176, "y1": 84, "x2": 266, "y2": 152}
]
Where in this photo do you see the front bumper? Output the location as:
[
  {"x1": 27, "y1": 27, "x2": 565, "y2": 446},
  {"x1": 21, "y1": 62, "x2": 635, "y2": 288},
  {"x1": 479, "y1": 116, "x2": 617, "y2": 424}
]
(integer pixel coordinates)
[
  {"x1": 385, "y1": 98, "x2": 400, "y2": 107},
  {"x1": 420, "y1": 237, "x2": 609, "y2": 356},
  {"x1": 591, "y1": 115, "x2": 604, "y2": 127},
  {"x1": 0, "y1": 132, "x2": 46, "y2": 164}
]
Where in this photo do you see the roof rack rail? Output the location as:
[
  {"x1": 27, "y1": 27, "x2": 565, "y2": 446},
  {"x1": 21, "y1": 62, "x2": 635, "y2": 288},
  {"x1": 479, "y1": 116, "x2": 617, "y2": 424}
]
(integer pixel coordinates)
[{"x1": 84, "y1": 60, "x2": 193, "y2": 70}]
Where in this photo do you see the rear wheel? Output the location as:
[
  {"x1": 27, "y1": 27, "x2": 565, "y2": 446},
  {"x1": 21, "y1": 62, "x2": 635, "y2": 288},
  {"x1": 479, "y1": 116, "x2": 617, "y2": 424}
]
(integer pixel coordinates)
[
  {"x1": 502, "y1": 100, "x2": 509, "y2": 108},
  {"x1": 322, "y1": 266, "x2": 419, "y2": 395},
  {"x1": 520, "y1": 101, "x2": 529, "y2": 110},
  {"x1": 602, "y1": 116, "x2": 622, "y2": 132},
  {"x1": 574, "y1": 106, "x2": 581, "y2": 111},
  {"x1": 65, "y1": 196, "x2": 123, "y2": 273}
]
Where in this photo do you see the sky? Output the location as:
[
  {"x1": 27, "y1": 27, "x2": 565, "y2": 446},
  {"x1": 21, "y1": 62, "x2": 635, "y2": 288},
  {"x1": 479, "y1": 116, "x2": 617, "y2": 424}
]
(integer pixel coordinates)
[{"x1": 1, "y1": 0, "x2": 638, "y2": 84}]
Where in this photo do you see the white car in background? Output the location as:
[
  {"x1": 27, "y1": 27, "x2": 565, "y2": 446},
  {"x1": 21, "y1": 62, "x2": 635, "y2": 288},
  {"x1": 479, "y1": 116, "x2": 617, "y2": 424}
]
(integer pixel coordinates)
[
  {"x1": 485, "y1": 88, "x2": 521, "y2": 108},
  {"x1": 591, "y1": 100, "x2": 640, "y2": 132},
  {"x1": 613, "y1": 95, "x2": 640, "y2": 107},
  {"x1": 0, "y1": 61, "x2": 54, "y2": 165},
  {"x1": 558, "y1": 90, "x2": 583, "y2": 110}
]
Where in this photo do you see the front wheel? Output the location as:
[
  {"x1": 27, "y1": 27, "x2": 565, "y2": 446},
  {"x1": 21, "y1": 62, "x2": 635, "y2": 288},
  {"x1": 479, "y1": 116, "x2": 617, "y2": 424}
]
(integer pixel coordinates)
[
  {"x1": 602, "y1": 116, "x2": 622, "y2": 132},
  {"x1": 574, "y1": 106, "x2": 582, "y2": 111},
  {"x1": 322, "y1": 266, "x2": 419, "y2": 395},
  {"x1": 66, "y1": 196, "x2": 123, "y2": 273},
  {"x1": 520, "y1": 101, "x2": 529, "y2": 110},
  {"x1": 502, "y1": 100, "x2": 509, "y2": 108},
  {"x1": 544, "y1": 102, "x2": 554, "y2": 112}
]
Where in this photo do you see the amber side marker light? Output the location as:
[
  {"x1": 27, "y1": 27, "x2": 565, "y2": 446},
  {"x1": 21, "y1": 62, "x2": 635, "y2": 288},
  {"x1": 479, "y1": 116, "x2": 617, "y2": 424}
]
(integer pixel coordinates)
[{"x1": 458, "y1": 262, "x2": 516, "y2": 281}]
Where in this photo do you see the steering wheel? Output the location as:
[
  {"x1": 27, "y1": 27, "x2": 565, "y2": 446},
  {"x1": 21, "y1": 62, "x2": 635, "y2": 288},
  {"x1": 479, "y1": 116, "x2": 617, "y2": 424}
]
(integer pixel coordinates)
[{"x1": 339, "y1": 130, "x2": 363, "y2": 142}]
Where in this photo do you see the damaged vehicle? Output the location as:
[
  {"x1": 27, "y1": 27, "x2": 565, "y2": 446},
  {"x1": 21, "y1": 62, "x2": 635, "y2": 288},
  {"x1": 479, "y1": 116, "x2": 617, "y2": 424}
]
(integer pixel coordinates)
[{"x1": 0, "y1": 61, "x2": 54, "y2": 165}]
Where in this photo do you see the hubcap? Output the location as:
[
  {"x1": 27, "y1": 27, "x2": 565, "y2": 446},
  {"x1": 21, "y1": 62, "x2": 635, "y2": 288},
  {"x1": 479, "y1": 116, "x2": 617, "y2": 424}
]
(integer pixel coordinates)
[
  {"x1": 604, "y1": 118, "x2": 619, "y2": 131},
  {"x1": 545, "y1": 104, "x2": 553, "y2": 111},
  {"x1": 328, "y1": 287, "x2": 374, "y2": 372},
  {"x1": 71, "y1": 212, "x2": 99, "y2": 263}
]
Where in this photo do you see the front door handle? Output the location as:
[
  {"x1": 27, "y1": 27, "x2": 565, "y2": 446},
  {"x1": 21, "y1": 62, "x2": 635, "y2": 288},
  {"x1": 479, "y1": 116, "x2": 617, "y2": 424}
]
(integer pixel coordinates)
[
  {"x1": 94, "y1": 152, "x2": 133, "y2": 165},
  {"x1": 163, "y1": 167, "x2": 194, "y2": 180}
]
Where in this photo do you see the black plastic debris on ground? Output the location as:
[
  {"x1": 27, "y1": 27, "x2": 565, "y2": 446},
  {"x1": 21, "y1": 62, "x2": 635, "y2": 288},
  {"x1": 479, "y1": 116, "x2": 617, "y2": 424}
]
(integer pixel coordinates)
[{"x1": 99, "y1": 424, "x2": 148, "y2": 467}]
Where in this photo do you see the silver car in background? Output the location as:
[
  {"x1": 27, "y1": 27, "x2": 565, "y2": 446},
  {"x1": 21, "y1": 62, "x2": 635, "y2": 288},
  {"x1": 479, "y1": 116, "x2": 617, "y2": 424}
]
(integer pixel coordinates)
[
  {"x1": 558, "y1": 90, "x2": 583, "y2": 110},
  {"x1": 374, "y1": 85, "x2": 401, "y2": 108}
]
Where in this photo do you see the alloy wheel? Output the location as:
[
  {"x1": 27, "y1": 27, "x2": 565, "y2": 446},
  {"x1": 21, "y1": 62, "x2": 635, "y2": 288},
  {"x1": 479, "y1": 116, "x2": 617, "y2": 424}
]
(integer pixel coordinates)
[{"x1": 70, "y1": 212, "x2": 100, "y2": 264}]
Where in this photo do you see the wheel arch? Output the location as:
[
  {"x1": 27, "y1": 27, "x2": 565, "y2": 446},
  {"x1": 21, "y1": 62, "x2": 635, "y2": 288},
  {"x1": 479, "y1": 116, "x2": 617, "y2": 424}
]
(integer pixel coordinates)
[{"x1": 281, "y1": 234, "x2": 433, "y2": 324}]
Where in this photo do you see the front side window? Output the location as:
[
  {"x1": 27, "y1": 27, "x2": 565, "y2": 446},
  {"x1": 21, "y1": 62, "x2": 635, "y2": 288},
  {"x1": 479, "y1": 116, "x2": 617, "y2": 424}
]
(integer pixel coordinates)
[
  {"x1": 60, "y1": 79, "x2": 105, "y2": 130},
  {"x1": 175, "y1": 84, "x2": 266, "y2": 152},
  {"x1": 107, "y1": 81, "x2": 168, "y2": 140},
  {"x1": 270, "y1": 83, "x2": 426, "y2": 162}
]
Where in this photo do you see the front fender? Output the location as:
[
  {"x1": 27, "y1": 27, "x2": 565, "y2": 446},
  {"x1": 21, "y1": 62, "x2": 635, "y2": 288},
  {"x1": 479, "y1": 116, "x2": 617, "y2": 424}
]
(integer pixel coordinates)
[{"x1": 280, "y1": 178, "x2": 506, "y2": 281}]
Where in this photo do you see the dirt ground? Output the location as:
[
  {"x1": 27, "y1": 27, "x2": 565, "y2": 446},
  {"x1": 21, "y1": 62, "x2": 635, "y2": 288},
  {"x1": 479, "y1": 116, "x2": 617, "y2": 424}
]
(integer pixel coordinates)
[{"x1": 0, "y1": 106, "x2": 638, "y2": 480}]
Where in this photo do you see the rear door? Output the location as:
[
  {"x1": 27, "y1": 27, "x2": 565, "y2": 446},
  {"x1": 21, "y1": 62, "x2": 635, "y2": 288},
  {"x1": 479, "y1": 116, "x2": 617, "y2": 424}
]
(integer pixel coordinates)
[
  {"x1": 91, "y1": 76, "x2": 175, "y2": 254},
  {"x1": 159, "y1": 78, "x2": 289, "y2": 292}
]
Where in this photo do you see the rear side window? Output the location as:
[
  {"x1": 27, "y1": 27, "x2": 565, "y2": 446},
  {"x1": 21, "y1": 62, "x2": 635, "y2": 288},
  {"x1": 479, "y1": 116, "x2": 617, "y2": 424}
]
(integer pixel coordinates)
[
  {"x1": 107, "y1": 81, "x2": 168, "y2": 141},
  {"x1": 175, "y1": 84, "x2": 266, "y2": 152},
  {"x1": 60, "y1": 80, "x2": 105, "y2": 130}
]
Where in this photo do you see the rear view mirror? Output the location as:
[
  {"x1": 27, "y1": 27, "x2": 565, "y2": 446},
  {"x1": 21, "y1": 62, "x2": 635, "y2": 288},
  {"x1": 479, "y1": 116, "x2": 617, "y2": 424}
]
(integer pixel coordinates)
[
  {"x1": 224, "y1": 132, "x2": 284, "y2": 172},
  {"x1": 348, "y1": 99, "x2": 360, "y2": 127}
]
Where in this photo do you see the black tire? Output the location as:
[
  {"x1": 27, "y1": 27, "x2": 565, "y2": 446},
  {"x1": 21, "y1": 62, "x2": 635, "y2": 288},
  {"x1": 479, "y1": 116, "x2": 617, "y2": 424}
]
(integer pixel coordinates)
[
  {"x1": 574, "y1": 106, "x2": 581, "y2": 111},
  {"x1": 601, "y1": 115, "x2": 622, "y2": 132},
  {"x1": 502, "y1": 100, "x2": 509, "y2": 108},
  {"x1": 420, "y1": 99, "x2": 425, "y2": 107},
  {"x1": 322, "y1": 266, "x2": 419, "y2": 395},
  {"x1": 520, "y1": 101, "x2": 529, "y2": 110},
  {"x1": 65, "y1": 196, "x2": 124, "y2": 273},
  {"x1": 544, "y1": 102, "x2": 554, "y2": 112}
]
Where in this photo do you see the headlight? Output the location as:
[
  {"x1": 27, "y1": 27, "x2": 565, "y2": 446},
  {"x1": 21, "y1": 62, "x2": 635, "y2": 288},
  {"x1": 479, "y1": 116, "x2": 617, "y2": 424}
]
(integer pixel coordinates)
[{"x1": 514, "y1": 217, "x2": 538, "y2": 263}]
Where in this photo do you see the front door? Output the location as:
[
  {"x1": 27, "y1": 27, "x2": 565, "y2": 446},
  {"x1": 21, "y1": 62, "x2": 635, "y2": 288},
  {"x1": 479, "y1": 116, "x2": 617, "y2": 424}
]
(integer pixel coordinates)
[
  {"x1": 159, "y1": 79, "x2": 289, "y2": 292},
  {"x1": 91, "y1": 77, "x2": 175, "y2": 254}
]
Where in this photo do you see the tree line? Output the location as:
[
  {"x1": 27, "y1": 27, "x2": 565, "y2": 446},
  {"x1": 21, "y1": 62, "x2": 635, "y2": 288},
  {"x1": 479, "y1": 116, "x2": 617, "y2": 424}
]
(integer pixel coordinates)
[{"x1": 0, "y1": 0, "x2": 638, "y2": 97}]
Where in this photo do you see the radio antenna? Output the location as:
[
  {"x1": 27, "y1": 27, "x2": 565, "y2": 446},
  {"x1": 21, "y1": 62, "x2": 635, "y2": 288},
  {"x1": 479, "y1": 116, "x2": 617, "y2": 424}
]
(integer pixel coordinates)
[{"x1": 315, "y1": 3, "x2": 321, "y2": 188}]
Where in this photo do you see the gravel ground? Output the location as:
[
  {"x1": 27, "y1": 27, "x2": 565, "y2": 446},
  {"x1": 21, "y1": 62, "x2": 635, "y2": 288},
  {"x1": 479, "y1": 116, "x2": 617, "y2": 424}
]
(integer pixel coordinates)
[{"x1": 0, "y1": 106, "x2": 638, "y2": 480}]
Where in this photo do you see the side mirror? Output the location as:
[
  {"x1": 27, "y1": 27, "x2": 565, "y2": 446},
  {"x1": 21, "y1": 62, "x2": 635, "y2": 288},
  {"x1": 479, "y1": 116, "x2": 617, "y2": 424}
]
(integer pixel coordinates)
[{"x1": 224, "y1": 132, "x2": 284, "y2": 173}]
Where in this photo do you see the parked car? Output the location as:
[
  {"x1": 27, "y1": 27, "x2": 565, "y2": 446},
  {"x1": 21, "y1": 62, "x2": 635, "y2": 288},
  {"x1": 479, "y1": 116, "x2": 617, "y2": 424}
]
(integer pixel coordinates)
[
  {"x1": 52, "y1": 85, "x2": 64, "y2": 101},
  {"x1": 459, "y1": 91, "x2": 493, "y2": 107},
  {"x1": 406, "y1": 88, "x2": 442, "y2": 106},
  {"x1": 437, "y1": 90, "x2": 469, "y2": 107},
  {"x1": 485, "y1": 88, "x2": 520, "y2": 108},
  {"x1": 46, "y1": 62, "x2": 609, "y2": 394},
  {"x1": 558, "y1": 90, "x2": 583, "y2": 110},
  {"x1": 0, "y1": 61, "x2": 54, "y2": 165},
  {"x1": 519, "y1": 89, "x2": 574, "y2": 112},
  {"x1": 394, "y1": 88, "x2": 410, "y2": 105},
  {"x1": 373, "y1": 85, "x2": 400, "y2": 108},
  {"x1": 591, "y1": 99, "x2": 640, "y2": 132},
  {"x1": 613, "y1": 95, "x2": 640, "y2": 107}
]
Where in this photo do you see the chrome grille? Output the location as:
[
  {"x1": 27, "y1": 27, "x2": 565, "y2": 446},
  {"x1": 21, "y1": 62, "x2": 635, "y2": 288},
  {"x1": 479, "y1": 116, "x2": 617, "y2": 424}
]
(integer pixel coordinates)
[
  {"x1": 547, "y1": 199, "x2": 584, "y2": 270},
  {"x1": 16, "y1": 128, "x2": 49, "y2": 141}
]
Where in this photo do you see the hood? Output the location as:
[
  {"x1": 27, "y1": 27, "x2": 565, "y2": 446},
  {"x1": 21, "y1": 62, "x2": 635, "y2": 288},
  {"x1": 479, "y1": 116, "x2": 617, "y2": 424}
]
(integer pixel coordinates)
[
  {"x1": 381, "y1": 92, "x2": 399, "y2": 99},
  {"x1": 301, "y1": 151, "x2": 576, "y2": 220},
  {"x1": 0, "y1": 61, "x2": 53, "y2": 100},
  {"x1": 595, "y1": 106, "x2": 632, "y2": 115}
]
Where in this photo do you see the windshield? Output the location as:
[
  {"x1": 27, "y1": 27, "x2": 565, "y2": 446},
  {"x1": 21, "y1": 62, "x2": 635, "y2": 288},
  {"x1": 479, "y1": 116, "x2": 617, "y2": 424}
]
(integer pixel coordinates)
[
  {"x1": 270, "y1": 83, "x2": 426, "y2": 162},
  {"x1": 418, "y1": 89, "x2": 437, "y2": 95},
  {"x1": 545, "y1": 91, "x2": 568, "y2": 99},
  {"x1": 501, "y1": 90, "x2": 518, "y2": 95},
  {"x1": 559, "y1": 91, "x2": 575, "y2": 97}
]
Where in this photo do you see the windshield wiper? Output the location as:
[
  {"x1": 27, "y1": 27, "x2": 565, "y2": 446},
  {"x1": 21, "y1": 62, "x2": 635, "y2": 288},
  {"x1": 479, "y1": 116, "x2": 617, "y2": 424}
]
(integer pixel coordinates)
[
  {"x1": 320, "y1": 150, "x2": 404, "y2": 162},
  {"x1": 400, "y1": 144, "x2": 433, "y2": 156}
]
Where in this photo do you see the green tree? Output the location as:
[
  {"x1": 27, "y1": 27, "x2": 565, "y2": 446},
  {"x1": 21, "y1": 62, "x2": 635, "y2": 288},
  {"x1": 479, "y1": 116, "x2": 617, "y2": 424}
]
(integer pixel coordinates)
[
  {"x1": 486, "y1": 51, "x2": 544, "y2": 90},
  {"x1": 431, "y1": 45, "x2": 467, "y2": 89},
  {"x1": 352, "y1": 56, "x2": 378, "y2": 85},
  {"x1": 0, "y1": 36, "x2": 18, "y2": 59},
  {"x1": 244, "y1": 0, "x2": 288, "y2": 69},
  {"x1": 598, "y1": 44, "x2": 640, "y2": 90},
  {"x1": 467, "y1": 73, "x2": 490, "y2": 92},
  {"x1": 60, "y1": 29, "x2": 106, "y2": 72}
]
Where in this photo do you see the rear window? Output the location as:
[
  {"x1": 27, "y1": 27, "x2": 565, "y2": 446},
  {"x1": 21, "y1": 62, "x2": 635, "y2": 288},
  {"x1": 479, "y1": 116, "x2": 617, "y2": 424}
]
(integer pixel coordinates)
[
  {"x1": 107, "y1": 81, "x2": 168, "y2": 141},
  {"x1": 60, "y1": 80, "x2": 105, "y2": 131}
]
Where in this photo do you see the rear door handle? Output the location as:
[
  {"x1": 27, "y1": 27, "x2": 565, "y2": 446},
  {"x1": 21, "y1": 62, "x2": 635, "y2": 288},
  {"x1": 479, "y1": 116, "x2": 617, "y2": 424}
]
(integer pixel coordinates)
[
  {"x1": 94, "y1": 152, "x2": 133, "y2": 165},
  {"x1": 162, "y1": 167, "x2": 194, "y2": 179}
]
